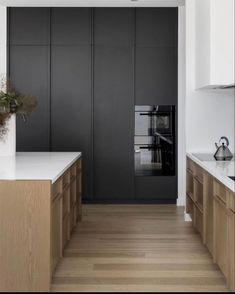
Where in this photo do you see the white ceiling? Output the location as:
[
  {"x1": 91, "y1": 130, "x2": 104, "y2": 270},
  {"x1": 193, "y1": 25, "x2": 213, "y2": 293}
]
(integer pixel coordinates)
[{"x1": 0, "y1": 0, "x2": 185, "y2": 7}]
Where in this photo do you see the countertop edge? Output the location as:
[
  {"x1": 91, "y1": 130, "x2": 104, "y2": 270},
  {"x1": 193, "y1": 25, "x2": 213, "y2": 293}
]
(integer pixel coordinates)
[
  {"x1": 51, "y1": 153, "x2": 82, "y2": 184},
  {"x1": 187, "y1": 153, "x2": 235, "y2": 193}
]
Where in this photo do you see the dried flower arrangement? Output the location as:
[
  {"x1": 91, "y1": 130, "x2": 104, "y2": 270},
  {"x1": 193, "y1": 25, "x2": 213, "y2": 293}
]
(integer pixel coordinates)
[{"x1": 0, "y1": 78, "x2": 37, "y2": 140}]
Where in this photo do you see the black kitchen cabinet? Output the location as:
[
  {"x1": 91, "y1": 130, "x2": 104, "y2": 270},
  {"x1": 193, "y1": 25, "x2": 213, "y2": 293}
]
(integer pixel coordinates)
[
  {"x1": 8, "y1": 7, "x2": 178, "y2": 203},
  {"x1": 50, "y1": 45, "x2": 92, "y2": 200},
  {"x1": 94, "y1": 46, "x2": 134, "y2": 201},
  {"x1": 135, "y1": 177, "x2": 178, "y2": 202},
  {"x1": 136, "y1": 8, "x2": 178, "y2": 47},
  {"x1": 9, "y1": 8, "x2": 50, "y2": 45},
  {"x1": 94, "y1": 8, "x2": 134, "y2": 46},
  {"x1": 10, "y1": 46, "x2": 50, "y2": 151},
  {"x1": 135, "y1": 47, "x2": 178, "y2": 105},
  {"x1": 51, "y1": 8, "x2": 91, "y2": 45}
]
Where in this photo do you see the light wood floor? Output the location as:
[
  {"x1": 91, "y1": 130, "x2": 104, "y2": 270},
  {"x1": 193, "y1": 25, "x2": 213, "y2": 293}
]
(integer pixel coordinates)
[{"x1": 52, "y1": 205, "x2": 230, "y2": 292}]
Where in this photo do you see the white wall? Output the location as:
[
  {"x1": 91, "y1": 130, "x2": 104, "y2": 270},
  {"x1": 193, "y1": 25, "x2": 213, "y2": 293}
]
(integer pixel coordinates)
[
  {"x1": 0, "y1": 7, "x2": 6, "y2": 77},
  {"x1": 177, "y1": 5, "x2": 186, "y2": 206},
  {"x1": 186, "y1": 0, "x2": 235, "y2": 155}
]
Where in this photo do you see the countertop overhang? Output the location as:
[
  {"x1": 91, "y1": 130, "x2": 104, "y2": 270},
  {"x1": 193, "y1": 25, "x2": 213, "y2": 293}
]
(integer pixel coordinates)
[
  {"x1": 0, "y1": 152, "x2": 82, "y2": 183},
  {"x1": 187, "y1": 152, "x2": 235, "y2": 193}
]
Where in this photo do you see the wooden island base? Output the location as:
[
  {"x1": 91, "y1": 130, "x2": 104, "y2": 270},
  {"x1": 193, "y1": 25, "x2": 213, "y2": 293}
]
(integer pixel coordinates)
[{"x1": 0, "y1": 158, "x2": 82, "y2": 292}]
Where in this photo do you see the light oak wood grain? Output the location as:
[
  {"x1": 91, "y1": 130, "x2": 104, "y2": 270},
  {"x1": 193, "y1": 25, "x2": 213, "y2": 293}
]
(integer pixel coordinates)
[
  {"x1": 51, "y1": 205, "x2": 229, "y2": 292},
  {"x1": 0, "y1": 180, "x2": 51, "y2": 292}
]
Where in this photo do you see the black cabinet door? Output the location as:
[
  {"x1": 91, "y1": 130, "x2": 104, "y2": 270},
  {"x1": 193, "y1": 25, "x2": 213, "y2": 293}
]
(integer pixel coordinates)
[
  {"x1": 51, "y1": 45, "x2": 92, "y2": 200},
  {"x1": 94, "y1": 45, "x2": 134, "y2": 201},
  {"x1": 9, "y1": 8, "x2": 50, "y2": 45},
  {"x1": 135, "y1": 47, "x2": 178, "y2": 105},
  {"x1": 136, "y1": 8, "x2": 178, "y2": 47},
  {"x1": 94, "y1": 8, "x2": 134, "y2": 46},
  {"x1": 135, "y1": 177, "x2": 178, "y2": 202},
  {"x1": 51, "y1": 8, "x2": 91, "y2": 45},
  {"x1": 10, "y1": 46, "x2": 50, "y2": 151}
]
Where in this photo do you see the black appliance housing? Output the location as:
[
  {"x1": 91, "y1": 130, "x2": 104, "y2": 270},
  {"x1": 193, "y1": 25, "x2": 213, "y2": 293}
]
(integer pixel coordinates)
[{"x1": 135, "y1": 105, "x2": 175, "y2": 176}]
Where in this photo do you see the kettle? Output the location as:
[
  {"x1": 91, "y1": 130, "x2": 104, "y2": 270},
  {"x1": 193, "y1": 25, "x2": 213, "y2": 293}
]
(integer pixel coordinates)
[{"x1": 214, "y1": 136, "x2": 233, "y2": 161}]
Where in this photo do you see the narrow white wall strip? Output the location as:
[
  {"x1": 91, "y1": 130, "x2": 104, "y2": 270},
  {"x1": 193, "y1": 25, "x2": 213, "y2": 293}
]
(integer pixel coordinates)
[{"x1": 0, "y1": 6, "x2": 16, "y2": 156}]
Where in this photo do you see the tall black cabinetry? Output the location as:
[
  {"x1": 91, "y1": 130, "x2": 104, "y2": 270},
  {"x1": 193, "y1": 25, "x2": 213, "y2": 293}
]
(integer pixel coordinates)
[
  {"x1": 8, "y1": 7, "x2": 178, "y2": 203},
  {"x1": 93, "y1": 9, "x2": 135, "y2": 201}
]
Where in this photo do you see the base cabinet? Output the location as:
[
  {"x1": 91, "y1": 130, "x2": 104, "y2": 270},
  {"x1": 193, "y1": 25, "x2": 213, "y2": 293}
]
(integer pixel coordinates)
[
  {"x1": 0, "y1": 157, "x2": 82, "y2": 292},
  {"x1": 213, "y1": 195, "x2": 229, "y2": 278},
  {"x1": 186, "y1": 156, "x2": 235, "y2": 291},
  {"x1": 51, "y1": 193, "x2": 62, "y2": 275}
]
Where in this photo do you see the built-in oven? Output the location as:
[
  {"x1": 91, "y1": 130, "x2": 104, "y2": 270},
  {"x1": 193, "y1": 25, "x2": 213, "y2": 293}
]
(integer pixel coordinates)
[
  {"x1": 134, "y1": 105, "x2": 175, "y2": 176},
  {"x1": 135, "y1": 105, "x2": 174, "y2": 136}
]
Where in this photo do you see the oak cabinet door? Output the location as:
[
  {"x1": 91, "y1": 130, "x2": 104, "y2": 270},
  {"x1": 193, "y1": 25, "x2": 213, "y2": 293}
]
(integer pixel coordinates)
[
  {"x1": 204, "y1": 173, "x2": 214, "y2": 255},
  {"x1": 214, "y1": 195, "x2": 229, "y2": 279},
  {"x1": 51, "y1": 195, "x2": 62, "y2": 275}
]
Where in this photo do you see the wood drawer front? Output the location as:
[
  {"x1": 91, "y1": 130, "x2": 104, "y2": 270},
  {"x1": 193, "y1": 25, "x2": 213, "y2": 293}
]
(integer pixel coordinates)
[
  {"x1": 70, "y1": 163, "x2": 77, "y2": 182},
  {"x1": 228, "y1": 192, "x2": 235, "y2": 213},
  {"x1": 186, "y1": 195, "x2": 194, "y2": 221},
  {"x1": 77, "y1": 159, "x2": 82, "y2": 173},
  {"x1": 187, "y1": 158, "x2": 195, "y2": 174},
  {"x1": 194, "y1": 205, "x2": 203, "y2": 237},
  {"x1": 62, "y1": 215, "x2": 69, "y2": 249},
  {"x1": 194, "y1": 163, "x2": 204, "y2": 183},
  {"x1": 63, "y1": 170, "x2": 70, "y2": 190},
  {"x1": 214, "y1": 196, "x2": 229, "y2": 279},
  {"x1": 228, "y1": 210, "x2": 235, "y2": 290},
  {"x1": 194, "y1": 177, "x2": 203, "y2": 211},
  {"x1": 51, "y1": 195, "x2": 62, "y2": 275},
  {"x1": 52, "y1": 178, "x2": 62, "y2": 200},
  {"x1": 70, "y1": 179, "x2": 77, "y2": 205},
  {"x1": 214, "y1": 180, "x2": 227, "y2": 204},
  {"x1": 186, "y1": 170, "x2": 194, "y2": 200},
  {"x1": 62, "y1": 188, "x2": 70, "y2": 219}
]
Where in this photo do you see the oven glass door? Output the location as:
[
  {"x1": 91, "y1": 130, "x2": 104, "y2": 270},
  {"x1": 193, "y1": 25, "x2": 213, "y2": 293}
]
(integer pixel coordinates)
[{"x1": 135, "y1": 105, "x2": 173, "y2": 136}]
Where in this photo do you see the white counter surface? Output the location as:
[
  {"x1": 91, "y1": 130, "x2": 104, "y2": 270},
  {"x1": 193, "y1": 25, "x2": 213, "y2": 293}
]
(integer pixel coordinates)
[
  {"x1": 0, "y1": 152, "x2": 81, "y2": 183},
  {"x1": 187, "y1": 153, "x2": 235, "y2": 192}
]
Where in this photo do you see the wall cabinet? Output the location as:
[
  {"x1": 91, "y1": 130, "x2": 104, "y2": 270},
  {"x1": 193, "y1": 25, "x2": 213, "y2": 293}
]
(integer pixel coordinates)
[
  {"x1": 195, "y1": 0, "x2": 234, "y2": 89},
  {"x1": 186, "y1": 157, "x2": 235, "y2": 291}
]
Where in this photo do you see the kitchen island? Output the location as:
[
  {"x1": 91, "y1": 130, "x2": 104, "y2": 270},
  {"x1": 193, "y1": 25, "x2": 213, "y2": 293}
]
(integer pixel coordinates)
[
  {"x1": 186, "y1": 153, "x2": 235, "y2": 291},
  {"x1": 0, "y1": 152, "x2": 82, "y2": 292}
]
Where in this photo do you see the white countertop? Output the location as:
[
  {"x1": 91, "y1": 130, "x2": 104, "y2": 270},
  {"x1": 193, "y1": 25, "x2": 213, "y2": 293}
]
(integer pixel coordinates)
[
  {"x1": 187, "y1": 153, "x2": 235, "y2": 192},
  {"x1": 0, "y1": 152, "x2": 81, "y2": 183}
]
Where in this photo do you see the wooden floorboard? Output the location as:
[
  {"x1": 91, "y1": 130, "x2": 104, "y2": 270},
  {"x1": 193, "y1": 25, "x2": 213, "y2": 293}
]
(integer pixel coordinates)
[{"x1": 51, "y1": 205, "x2": 230, "y2": 292}]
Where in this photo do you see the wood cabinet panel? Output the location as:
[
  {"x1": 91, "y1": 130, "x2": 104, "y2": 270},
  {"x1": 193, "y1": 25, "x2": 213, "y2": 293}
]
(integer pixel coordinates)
[
  {"x1": 203, "y1": 172, "x2": 214, "y2": 255},
  {"x1": 186, "y1": 156, "x2": 235, "y2": 291},
  {"x1": 228, "y1": 210, "x2": 235, "y2": 290},
  {"x1": 194, "y1": 205, "x2": 203, "y2": 237},
  {"x1": 51, "y1": 193, "x2": 62, "y2": 275},
  {"x1": 213, "y1": 195, "x2": 229, "y2": 279},
  {"x1": 186, "y1": 194, "x2": 194, "y2": 221},
  {"x1": 186, "y1": 169, "x2": 194, "y2": 200},
  {"x1": 194, "y1": 177, "x2": 203, "y2": 211},
  {"x1": 214, "y1": 180, "x2": 227, "y2": 204},
  {"x1": 0, "y1": 181, "x2": 51, "y2": 291}
]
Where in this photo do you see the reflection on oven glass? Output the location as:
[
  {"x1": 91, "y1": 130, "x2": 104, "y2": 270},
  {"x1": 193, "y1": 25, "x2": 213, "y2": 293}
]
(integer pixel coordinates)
[{"x1": 134, "y1": 105, "x2": 175, "y2": 177}]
